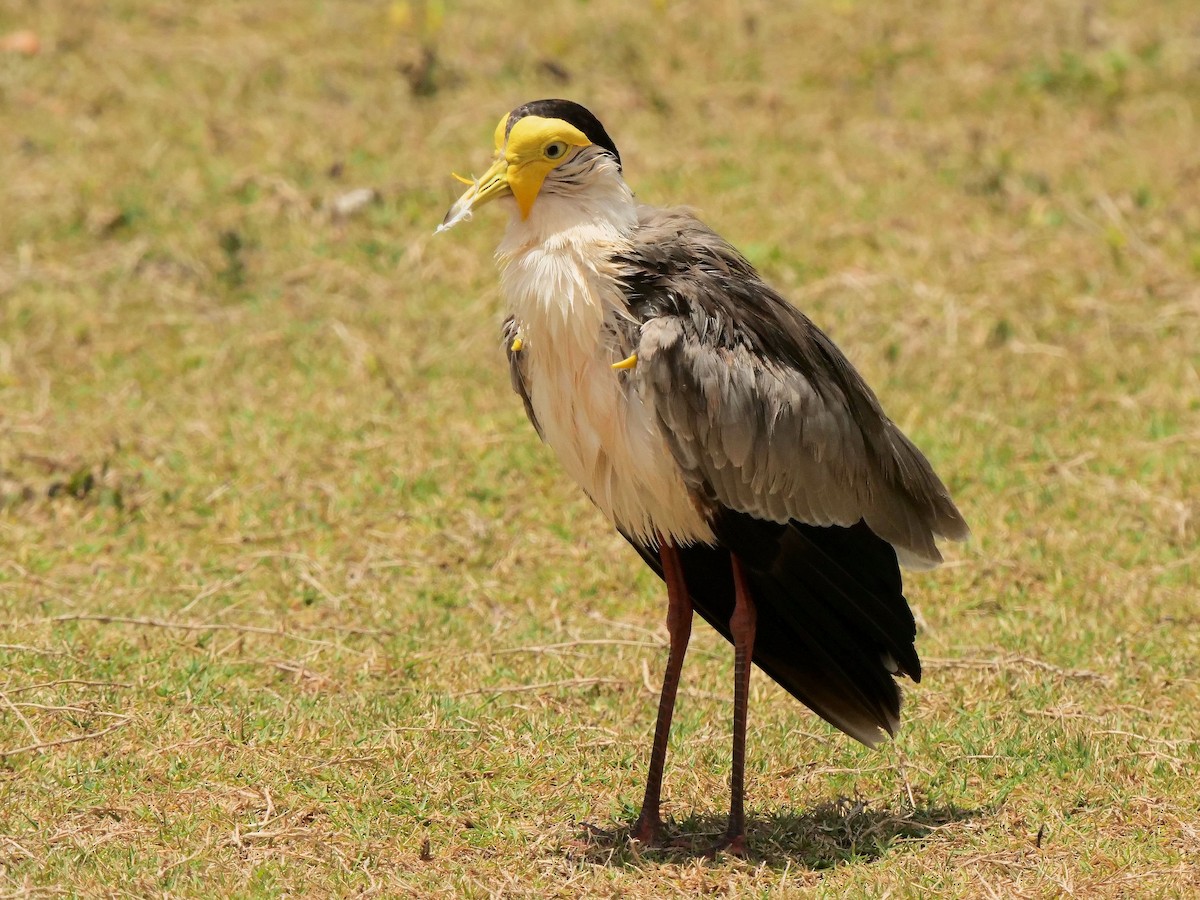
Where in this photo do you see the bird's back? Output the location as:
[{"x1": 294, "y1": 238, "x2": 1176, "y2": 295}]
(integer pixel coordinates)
[{"x1": 617, "y1": 205, "x2": 969, "y2": 568}]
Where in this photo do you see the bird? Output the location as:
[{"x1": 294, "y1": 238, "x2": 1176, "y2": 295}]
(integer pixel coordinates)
[{"x1": 438, "y1": 99, "x2": 969, "y2": 856}]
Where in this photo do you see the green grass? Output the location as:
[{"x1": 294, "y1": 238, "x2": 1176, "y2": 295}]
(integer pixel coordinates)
[{"x1": 2, "y1": 0, "x2": 1198, "y2": 896}]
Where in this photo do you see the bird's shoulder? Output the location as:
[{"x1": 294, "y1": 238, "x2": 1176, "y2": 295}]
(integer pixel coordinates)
[
  {"x1": 620, "y1": 204, "x2": 761, "y2": 323},
  {"x1": 617, "y1": 205, "x2": 872, "y2": 401}
]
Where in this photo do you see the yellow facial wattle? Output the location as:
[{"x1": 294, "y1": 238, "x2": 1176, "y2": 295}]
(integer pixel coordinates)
[
  {"x1": 438, "y1": 114, "x2": 592, "y2": 231},
  {"x1": 501, "y1": 116, "x2": 590, "y2": 219}
]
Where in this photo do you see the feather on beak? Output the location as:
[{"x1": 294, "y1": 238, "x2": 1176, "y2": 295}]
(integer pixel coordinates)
[{"x1": 436, "y1": 155, "x2": 511, "y2": 234}]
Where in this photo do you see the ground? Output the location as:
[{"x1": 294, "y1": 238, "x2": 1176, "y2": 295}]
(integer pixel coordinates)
[{"x1": 1, "y1": 0, "x2": 1197, "y2": 896}]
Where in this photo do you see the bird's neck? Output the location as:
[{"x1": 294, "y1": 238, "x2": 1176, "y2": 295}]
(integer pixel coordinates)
[
  {"x1": 496, "y1": 175, "x2": 638, "y2": 257},
  {"x1": 495, "y1": 179, "x2": 637, "y2": 352}
]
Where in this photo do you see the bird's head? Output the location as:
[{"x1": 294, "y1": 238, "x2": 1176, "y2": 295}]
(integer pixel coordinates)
[{"x1": 438, "y1": 99, "x2": 625, "y2": 234}]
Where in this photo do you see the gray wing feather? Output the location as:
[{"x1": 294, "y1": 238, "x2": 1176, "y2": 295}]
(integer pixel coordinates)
[
  {"x1": 641, "y1": 318, "x2": 864, "y2": 527},
  {"x1": 623, "y1": 209, "x2": 969, "y2": 568},
  {"x1": 502, "y1": 316, "x2": 541, "y2": 439}
]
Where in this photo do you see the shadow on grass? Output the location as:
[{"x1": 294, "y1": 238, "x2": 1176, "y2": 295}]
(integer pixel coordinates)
[{"x1": 570, "y1": 798, "x2": 984, "y2": 869}]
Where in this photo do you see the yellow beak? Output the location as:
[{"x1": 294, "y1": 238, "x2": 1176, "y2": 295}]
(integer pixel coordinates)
[{"x1": 437, "y1": 155, "x2": 511, "y2": 234}]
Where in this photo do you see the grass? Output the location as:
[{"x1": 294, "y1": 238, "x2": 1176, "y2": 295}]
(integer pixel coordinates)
[{"x1": 1, "y1": 0, "x2": 1198, "y2": 895}]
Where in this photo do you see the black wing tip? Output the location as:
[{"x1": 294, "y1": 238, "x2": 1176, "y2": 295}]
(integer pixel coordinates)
[{"x1": 621, "y1": 516, "x2": 922, "y2": 747}]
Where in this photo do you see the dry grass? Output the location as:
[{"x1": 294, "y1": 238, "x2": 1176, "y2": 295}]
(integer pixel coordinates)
[{"x1": 1, "y1": 0, "x2": 1198, "y2": 896}]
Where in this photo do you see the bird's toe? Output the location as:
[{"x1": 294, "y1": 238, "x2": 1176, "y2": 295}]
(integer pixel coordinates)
[
  {"x1": 704, "y1": 832, "x2": 749, "y2": 859},
  {"x1": 629, "y1": 814, "x2": 668, "y2": 848}
]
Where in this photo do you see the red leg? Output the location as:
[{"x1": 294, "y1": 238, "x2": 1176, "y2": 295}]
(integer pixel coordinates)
[
  {"x1": 711, "y1": 552, "x2": 757, "y2": 857},
  {"x1": 631, "y1": 538, "x2": 693, "y2": 846}
]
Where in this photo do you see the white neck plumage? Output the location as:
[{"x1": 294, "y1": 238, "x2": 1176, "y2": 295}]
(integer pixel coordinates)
[
  {"x1": 494, "y1": 156, "x2": 638, "y2": 352},
  {"x1": 496, "y1": 155, "x2": 637, "y2": 259}
]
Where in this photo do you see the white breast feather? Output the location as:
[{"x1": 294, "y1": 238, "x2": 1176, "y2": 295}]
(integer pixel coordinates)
[{"x1": 496, "y1": 194, "x2": 715, "y2": 547}]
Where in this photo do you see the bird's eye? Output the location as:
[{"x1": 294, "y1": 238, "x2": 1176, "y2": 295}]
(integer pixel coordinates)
[{"x1": 544, "y1": 141, "x2": 568, "y2": 160}]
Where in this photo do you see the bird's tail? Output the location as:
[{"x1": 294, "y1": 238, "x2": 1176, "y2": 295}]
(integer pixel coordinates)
[{"x1": 624, "y1": 513, "x2": 920, "y2": 747}]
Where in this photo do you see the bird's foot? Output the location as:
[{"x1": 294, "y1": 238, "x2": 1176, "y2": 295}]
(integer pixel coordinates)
[
  {"x1": 705, "y1": 831, "x2": 748, "y2": 859},
  {"x1": 629, "y1": 813, "x2": 667, "y2": 848}
]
